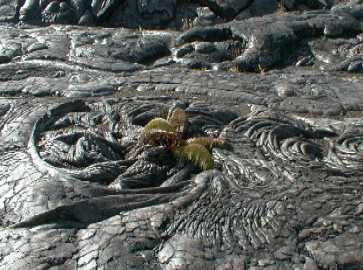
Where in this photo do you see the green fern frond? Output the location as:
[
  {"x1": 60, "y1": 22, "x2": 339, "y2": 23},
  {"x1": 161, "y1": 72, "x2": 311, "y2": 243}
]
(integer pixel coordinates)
[
  {"x1": 167, "y1": 108, "x2": 186, "y2": 134},
  {"x1": 144, "y1": 118, "x2": 175, "y2": 134},
  {"x1": 143, "y1": 130, "x2": 178, "y2": 147},
  {"x1": 186, "y1": 137, "x2": 224, "y2": 149},
  {"x1": 143, "y1": 110, "x2": 220, "y2": 170},
  {"x1": 173, "y1": 143, "x2": 214, "y2": 171}
]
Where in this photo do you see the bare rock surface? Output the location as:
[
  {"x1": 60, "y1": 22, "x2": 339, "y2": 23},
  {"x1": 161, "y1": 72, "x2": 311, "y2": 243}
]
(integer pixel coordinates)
[{"x1": 0, "y1": 1, "x2": 363, "y2": 270}]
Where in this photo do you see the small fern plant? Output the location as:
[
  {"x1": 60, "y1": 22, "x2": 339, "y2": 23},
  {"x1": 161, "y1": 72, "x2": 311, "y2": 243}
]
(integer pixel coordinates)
[{"x1": 142, "y1": 108, "x2": 224, "y2": 170}]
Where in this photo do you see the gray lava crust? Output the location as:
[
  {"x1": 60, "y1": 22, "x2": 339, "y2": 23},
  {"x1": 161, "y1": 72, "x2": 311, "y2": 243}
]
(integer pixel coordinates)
[{"x1": 0, "y1": 0, "x2": 363, "y2": 270}]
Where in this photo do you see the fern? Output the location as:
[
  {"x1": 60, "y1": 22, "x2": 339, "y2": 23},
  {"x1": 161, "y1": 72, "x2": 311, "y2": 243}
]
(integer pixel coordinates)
[
  {"x1": 142, "y1": 109, "x2": 220, "y2": 171},
  {"x1": 186, "y1": 137, "x2": 224, "y2": 150},
  {"x1": 167, "y1": 108, "x2": 186, "y2": 134},
  {"x1": 144, "y1": 130, "x2": 178, "y2": 148},
  {"x1": 144, "y1": 118, "x2": 175, "y2": 134},
  {"x1": 173, "y1": 144, "x2": 214, "y2": 171}
]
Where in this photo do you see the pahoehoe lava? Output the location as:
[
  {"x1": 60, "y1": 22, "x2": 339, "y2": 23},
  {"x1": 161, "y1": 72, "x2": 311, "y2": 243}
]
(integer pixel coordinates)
[{"x1": 0, "y1": 0, "x2": 363, "y2": 270}]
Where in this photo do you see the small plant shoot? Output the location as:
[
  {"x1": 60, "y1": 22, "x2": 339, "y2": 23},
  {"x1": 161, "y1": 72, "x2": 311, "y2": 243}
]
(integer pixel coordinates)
[{"x1": 142, "y1": 108, "x2": 224, "y2": 170}]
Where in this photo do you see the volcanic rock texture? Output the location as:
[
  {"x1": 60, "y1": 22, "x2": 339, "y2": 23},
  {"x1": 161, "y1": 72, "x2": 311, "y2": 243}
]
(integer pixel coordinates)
[{"x1": 0, "y1": 0, "x2": 363, "y2": 269}]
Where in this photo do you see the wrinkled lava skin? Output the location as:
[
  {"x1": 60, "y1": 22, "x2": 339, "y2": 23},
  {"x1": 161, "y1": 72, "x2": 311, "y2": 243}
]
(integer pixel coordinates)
[{"x1": 1, "y1": 1, "x2": 363, "y2": 270}]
